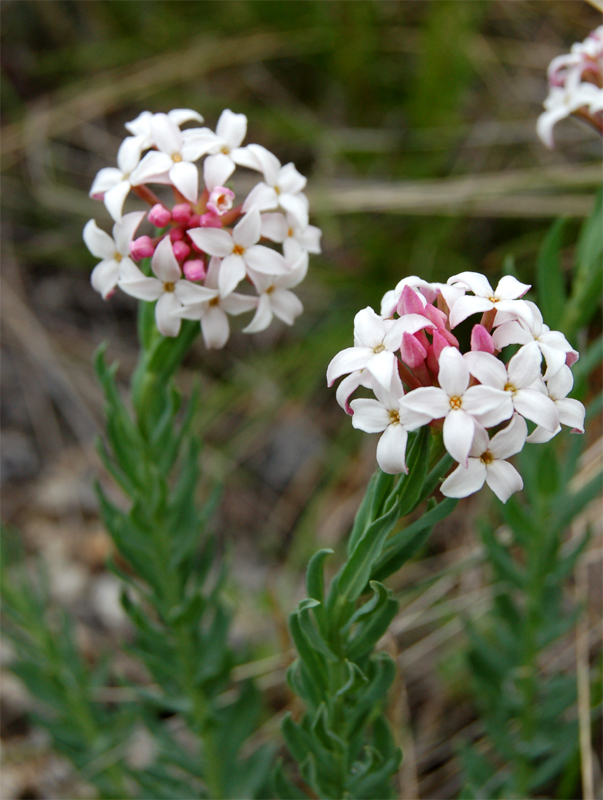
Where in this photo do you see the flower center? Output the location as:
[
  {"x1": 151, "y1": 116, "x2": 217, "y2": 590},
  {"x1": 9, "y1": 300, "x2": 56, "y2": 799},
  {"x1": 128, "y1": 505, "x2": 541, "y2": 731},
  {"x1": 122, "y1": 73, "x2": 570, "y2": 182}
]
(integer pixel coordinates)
[
  {"x1": 275, "y1": 186, "x2": 281, "y2": 195},
  {"x1": 115, "y1": 253, "x2": 122, "y2": 262},
  {"x1": 221, "y1": 146, "x2": 230, "y2": 155},
  {"x1": 172, "y1": 153, "x2": 182, "y2": 162},
  {"x1": 488, "y1": 296, "x2": 499, "y2": 303},
  {"x1": 480, "y1": 450, "x2": 494, "y2": 465},
  {"x1": 164, "y1": 282, "x2": 175, "y2": 292},
  {"x1": 287, "y1": 227, "x2": 294, "y2": 238},
  {"x1": 209, "y1": 296, "x2": 220, "y2": 307},
  {"x1": 449, "y1": 396, "x2": 462, "y2": 410},
  {"x1": 232, "y1": 244, "x2": 245, "y2": 256},
  {"x1": 373, "y1": 344, "x2": 385, "y2": 354},
  {"x1": 266, "y1": 285, "x2": 275, "y2": 294},
  {"x1": 389, "y1": 409, "x2": 400, "y2": 425},
  {"x1": 504, "y1": 382, "x2": 517, "y2": 395}
]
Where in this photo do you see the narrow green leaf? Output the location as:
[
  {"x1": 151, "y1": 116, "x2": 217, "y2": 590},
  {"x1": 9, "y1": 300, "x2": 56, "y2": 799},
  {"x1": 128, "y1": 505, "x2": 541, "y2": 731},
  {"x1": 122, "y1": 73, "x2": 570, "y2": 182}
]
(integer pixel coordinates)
[
  {"x1": 347, "y1": 596, "x2": 399, "y2": 660},
  {"x1": 537, "y1": 218, "x2": 566, "y2": 330},
  {"x1": 271, "y1": 760, "x2": 309, "y2": 799},
  {"x1": 289, "y1": 611, "x2": 328, "y2": 688},
  {"x1": 306, "y1": 548, "x2": 334, "y2": 604}
]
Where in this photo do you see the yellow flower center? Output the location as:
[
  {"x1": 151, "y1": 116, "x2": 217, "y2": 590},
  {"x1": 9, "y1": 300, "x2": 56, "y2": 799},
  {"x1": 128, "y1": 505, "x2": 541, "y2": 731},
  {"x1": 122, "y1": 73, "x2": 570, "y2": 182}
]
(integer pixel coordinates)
[
  {"x1": 449, "y1": 396, "x2": 462, "y2": 410},
  {"x1": 480, "y1": 451, "x2": 494, "y2": 465},
  {"x1": 115, "y1": 253, "x2": 122, "y2": 262},
  {"x1": 373, "y1": 344, "x2": 385, "y2": 354},
  {"x1": 209, "y1": 296, "x2": 220, "y2": 307},
  {"x1": 172, "y1": 153, "x2": 182, "y2": 162},
  {"x1": 287, "y1": 227, "x2": 294, "y2": 238},
  {"x1": 504, "y1": 382, "x2": 517, "y2": 395},
  {"x1": 233, "y1": 244, "x2": 245, "y2": 256},
  {"x1": 221, "y1": 146, "x2": 230, "y2": 155},
  {"x1": 266, "y1": 285, "x2": 275, "y2": 294},
  {"x1": 164, "y1": 282, "x2": 175, "y2": 292},
  {"x1": 488, "y1": 296, "x2": 499, "y2": 303},
  {"x1": 389, "y1": 410, "x2": 400, "y2": 425}
]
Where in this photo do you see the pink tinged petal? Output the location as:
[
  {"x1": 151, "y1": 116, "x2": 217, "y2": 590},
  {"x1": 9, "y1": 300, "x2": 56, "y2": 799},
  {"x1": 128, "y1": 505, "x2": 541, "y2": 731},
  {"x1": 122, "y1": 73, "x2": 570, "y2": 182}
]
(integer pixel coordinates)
[
  {"x1": 399, "y1": 387, "x2": 450, "y2": 421},
  {"x1": 398, "y1": 285, "x2": 426, "y2": 316},
  {"x1": 464, "y1": 351, "x2": 507, "y2": 390},
  {"x1": 216, "y1": 109, "x2": 247, "y2": 148},
  {"x1": 116, "y1": 136, "x2": 144, "y2": 173},
  {"x1": 423, "y1": 303, "x2": 448, "y2": 329},
  {"x1": 462, "y1": 386, "x2": 513, "y2": 424},
  {"x1": 90, "y1": 167, "x2": 122, "y2": 196},
  {"x1": 526, "y1": 425, "x2": 559, "y2": 444},
  {"x1": 113, "y1": 211, "x2": 146, "y2": 255},
  {"x1": 188, "y1": 227, "x2": 234, "y2": 258},
  {"x1": 151, "y1": 113, "x2": 183, "y2": 155},
  {"x1": 546, "y1": 365, "x2": 574, "y2": 400},
  {"x1": 151, "y1": 237, "x2": 182, "y2": 283},
  {"x1": 233, "y1": 206, "x2": 261, "y2": 248},
  {"x1": 401, "y1": 332, "x2": 427, "y2": 368},
  {"x1": 433, "y1": 329, "x2": 455, "y2": 361},
  {"x1": 277, "y1": 163, "x2": 307, "y2": 195},
  {"x1": 174, "y1": 280, "x2": 218, "y2": 305},
  {"x1": 337, "y1": 371, "x2": 366, "y2": 414},
  {"x1": 244, "y1": 245, "x2": 289, "y2": 275},
  {"x1": 327, "y1": 347, "x2": 374, "y2": 386},
  {"x1": 367, "y1": 350, "x2": 397, "y2": 391},
  {"x1": 168, "y1": 108, "x2": 204, "y2": 126},
  {"x1": 471, "y1": 324, "x2": 495, "y2": 354},
  {"x1": 242, "y1": 182, "x2": 279, "y2": 213},
  {"x1": 83, "y1": 220, "x2": 115, "y2": 259},
  {"x1": 441, "y1": 459, "x2": 487, "y2": 498},
  {"x1": 443, "y1": 410, "x2": 476, "y2": 467},
  {"x1": 513, "y1": 389, "x2": 560, "y2": 431},
  {"x1": 91, "y1": 259, "x2": 120, "y2": 299},
  {"x1": 270, "y1": 288, "x2": 303, "y2": 325},
  {"x1": 201, "y1": 306, "x2": 230, "y2": 349},
  {"x1": 203, "y1": 153, "x2": 235, "y2": 192},
  {"x1": 555, "y1": 398, "x2": 585, "y2": 432},
  {"x1": 492, "y1": 320, "x2": 532, "y2": 349},
  {"x1": 129, "y1": 150, "x2": 173, "y2": 185},
  {"x1": 155, "y1": 291, "x2": 182, "y2": 338},
  {"x1": 260, "y1": 213, "x2": 288, "y2": 242},
  {"x1": 485, "y1": 460, "x2": 523, "y2": 503},
  {"x1": 376, "y1": 424, "x2": 409, "y2": 475},
  {"x1": 218, "y1": 254, "x2": 247, "y2": 296},
  {"x1": 448, "y1": 271, "x2": 493, "y2": 296},
  {"x1": 243, "y1": 293, "x2": 273, "y2": 333},
  {"x1": 449, "y1": 295, "x2": 493, "y2": 328},
  {"x1": 169, "y1": 161, "x2": 198, "y2": 203},
  {"x1": 220, "y1": 293, "x2": 257, "y2": 315},
  {"x1": 350, "y1": 399, "x2": 391, "y2": 433},
  {"x1": 438, "y1": 347, "x2": 470, "y2": 397},
  {"x1": 566, "y1": 350, "x2": 579, "y2": 368},
  {"x1": 488, "y1": 414, "x2": 528, "y2": 460},
  {"x1": 507, "y1": 342, "x2": 542, "y2": 389},
  {"x1": 279, "y1": 193, "x2": 308, "y2": 227},
  {"x1": 494, "y1": 275, "x2": 531, "y2": 300}
]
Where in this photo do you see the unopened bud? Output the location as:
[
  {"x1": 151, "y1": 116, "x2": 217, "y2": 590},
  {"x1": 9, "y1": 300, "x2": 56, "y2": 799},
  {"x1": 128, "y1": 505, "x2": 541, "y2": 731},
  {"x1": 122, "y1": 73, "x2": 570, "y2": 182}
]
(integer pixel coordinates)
[
  {"x1": 130, "y1": 236, "x2": 155, "y2": 260},
  {"x1": 148, "y1": 204, "x2": 172, "y2": 227},
  {"x1": 183, "y1": 259, "x2": 206, "y2": 281},
  {"x1": 172, "y1": 241, "x2": 191, "y2": 261},
  {"x1": 172, "y1": 203, "x2": 192, "y2": 225},
  {"x1": 200, "y1": 211, "x2": 222, "y2": 228},
  {"x1": 470, "y1": 324, "x2": 495, "y2": 354},
  {"x1": 169, "y1": 227, "x2": 185, "y2": 242}
]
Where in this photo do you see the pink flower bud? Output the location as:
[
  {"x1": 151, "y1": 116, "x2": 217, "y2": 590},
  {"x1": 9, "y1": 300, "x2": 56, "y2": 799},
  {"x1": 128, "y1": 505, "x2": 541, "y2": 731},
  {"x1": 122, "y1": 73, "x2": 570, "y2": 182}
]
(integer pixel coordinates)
[
  {"x1": 423, "y1": 303, "x2": 448, "y2": 329},
  {"x1": 148, "y1": 204, "x2": 172, "y2": 227},
  {"x1": 397, "y1": 285, "x2": 425, "y2": 317},
  {"x1": 401, "y1": 332, "x2": 427, "y2": 368},
  {"x1": 187, "y1": 213, "x2": 201, "y2": 228},
  {"x1": 207, "y1": 186, "x2": 235, "y2": 216},
  {"x1": 130, "y1": 236, "x2": 155, "y2": 260},
  {"x1": 172, "y1": 241, "x2": 191, "y2": 261},
  {"x1": 169, "y1": 227, "x2": 185, "y2": 242},
  {"x1": 200, "y1": 211, "x2": 222, "y2": 228},
  {"x1": 470, "y1": 324, "x2": 495, "y2": 354},
  {"x1": 172, "y1": 203, "x2": 192, "y2": 224},
  {"x1": 433, "y1": 329, "x2": 457, "y2": 360},
  {"x1": 183, "y1": 259, "x2": 206, "y2": 282}
]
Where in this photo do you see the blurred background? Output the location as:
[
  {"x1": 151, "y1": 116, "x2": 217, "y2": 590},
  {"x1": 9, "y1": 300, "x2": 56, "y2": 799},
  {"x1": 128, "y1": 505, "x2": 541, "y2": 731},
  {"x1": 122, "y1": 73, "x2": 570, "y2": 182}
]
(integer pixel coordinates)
[{"x1": 1, "y1": 2, "x2": 601, "y2": 798}]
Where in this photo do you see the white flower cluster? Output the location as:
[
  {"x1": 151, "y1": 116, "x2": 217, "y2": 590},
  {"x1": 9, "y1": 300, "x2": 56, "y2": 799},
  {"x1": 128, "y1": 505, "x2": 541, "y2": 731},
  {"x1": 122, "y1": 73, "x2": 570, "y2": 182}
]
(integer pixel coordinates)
[
  {"x1": 537, "y1": 26, "x2": 603, "y2": 148},
  {"x1": 327, "y1": 272, "x2": 585, "y2": 503},
  {"x1": 84, "y1": 109, "x2": 321, "y2": 348}
]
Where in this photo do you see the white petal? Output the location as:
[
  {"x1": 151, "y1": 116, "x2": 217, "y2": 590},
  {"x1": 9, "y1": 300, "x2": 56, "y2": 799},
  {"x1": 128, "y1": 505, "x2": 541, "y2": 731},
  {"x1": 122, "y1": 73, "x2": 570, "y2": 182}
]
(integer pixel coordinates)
[
  {"x1": 448, "y1": 271, "x2": 493, "y2": 296},
  {"x1": 130, "y1": 151, "x2": 173, "y2": 185},
  {"x1": 260, "y1": 213, "x2": 288, "y2": 242},
  {"x1": 464, "y1": 351, "x2": 508, "y2": 390},
  {"x1": 327, "y1": 347, "x2": 373, "y2": 386},
  {"x1": 233, "y1": 206, "x2": 261, "y2": 248},
  {"x1": 494, "y1": 275, "x2": 531, "y2": 300},
  {"x1": 245, "y1": 144, "x2": 281, "y2": 184},
  {"x1": 113, "y1": 211, "x2": 146, "y2": 256},
  {"x1": 218, "y1": 254, "x2": 247, "y2": 296},
  {"x1": 507, "y1": 342, "x2": 542, "y2": 389},
  {"x1": 119, "y1": 272, "x2": 163, "y2": 302},
  {"x1": 376, "y1": 424, "x2": 409, "y2": 475},
  {"x1": 463, "y1": 385, "x2": 513, "y2": 425},
  {"x1": 526, "y1": 425, "x2": 559, "y2": 444},
  {"x1": 168, "y1": 108, "x2": 204, "y2": 126},
  {"x1": 399, "y1": 387, "x2": 449, "y2": 421},
  {"x1": 83, "y1": 220, "x2": 115, "y2": 260},
  {"x1": 201, "y1": 306, "x2": 230, "y2": 349},
  {"x1": 513, "y1": 389, "x2": 560, "y2": 431},
  {"x1": 299, "y1": 224, "x2": 322, "y2": 254},
  {"x1": 151, "y1": 113, "x2": 183, "y2": 155},
  {"x1": 441, "y1": 459, "x2": 487, "y2": 498},
  {"x1": 350, "y1": 399, "x2": 390, "y2": 433},
  {"x1": 492, "y1": 320, "x2": 532, "y2": 349},
  {"x1": 354, "y1": 307, "x2": 386, "y2": 349},
  {"x1": 443, "y1": 409, "x2": 475, "y2": 466},
  {"x1": 91, "y1": 259, "x2": 120, "y2": 299},
  {"x1": 155, "y1": 292, "x2": 182, "y2": 337},
  {"x1": 337, "y1": 370, "x2": 366, "y2": 414},
  {"x1": 277, "y1": 163, "x2": 307, "y2": 195},
  {"x1": 538, "y1": 341, "x2": 568, "y2": 381},
  {"x1": 242, "y1": 182, "x2": 279, "y2": 213},
  {"x1": 485, "y1": 460, "x2": 523, "y2": 503},
  {"x1": 169, "y1": 160, "x2": 198, "y2": 203},
  {"x1": 279, "y1": 193, "x2": 308, "y2": 227},
  {"x1": 203, "y1": 153, "x2": 235, "y2": 192},
  {"x1": 488, "y1": 414, "x2": 528, "y2": 460},
  {"x1": 438, "y1": 347, "x2": 469, "y2": 398},
  {"x1": 221, "y1": 292, "x2": 258, "y2": 315},
  {"x1": 174, "y1": 280, "x2": 218, "y2": 305},
  {"x1": 151, "y1": 237, "x2": 181, "y2": 283},
  {"x1": 188, "y1": 227, "x2": 234, "y2": 258},
  {"x1": 546, "y1": 365, "x2": 574, "y2": 401},
  {"x1": 216, "y1": 109, "x2": 247, "y2": 149},
  {"x1": 244, "y1": 244, "x2": 289, "y2": 275},
  {"x1": 367, "y1": 350, "x2": 397, "y2": 391},
  {"x1": 243, "y1": 293, "x2": 273, "y2": 333},
  {"x1": 449, "y1": 295, "x2": 493, "y2": 328},
  {"x1": 555, "y1": 398, "x2": 585, "y2": 432},
  {"x1": 90, "y1": 167, "x2": 122, "y2": 196},
  {"x1": 116, "y1": 136, "x2": 144, "y2": 173},
  {"x1": 270, "y1": 288, "x2": 303, "y2": 325}
]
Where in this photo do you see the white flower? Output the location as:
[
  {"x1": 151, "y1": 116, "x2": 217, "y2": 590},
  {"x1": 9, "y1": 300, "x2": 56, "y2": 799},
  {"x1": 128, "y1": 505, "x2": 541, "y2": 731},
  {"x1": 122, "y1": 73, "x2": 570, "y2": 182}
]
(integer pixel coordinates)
[
  {"x1": 327, "y1": 307, "x2": 435, "y2": 392},
  {"x1": 83, "y1": 211, "x2": 146, "y2": 299},
  {"x1": 260, "y1": 212, "x2": 322, "y2": 262},
  {"x1": 335, "y1": 369, "x2": 375, "y2": 415},
  {"x1": 537, "y1": 81, "x2": 603, "y2": 149},
  {"x1": 242, "y1": 145, "x2": 309, "y2": 226},
  {"x1": 399, "y1": 347, "x2": 513, "y2": 466},
  {"x1": 243, "y1": 257, "x2": 307, "y2": 334},
  {"x1": 446, "y1": 272, "x2": 532, "y2": 329},
  {"x1": 125, "y1": 109, "x2": 204, "y2": 150},
  {"x1": 526, "y1": 365, "x2": 586, "y2": 443},
  {"x1": 129, "y1": 113, "x2": 211, "y2": 202},
  {"x1": 464, "y1": 343, "x2": 559, "y2": 432},
  {"x1": 350, "y1": 370, "x2": 410, "y2": 474},
  {"x1": 175, "y1": 257, "x2": 256, "y2": 349},
  {"x1": 441, "y1": 414, "x2": 527, "y2": 503},
  {"x1": 89, "y1": 137, "x2": 146, "y2": 221},
  {"x1": 187, "y1": 206, "x2": 289, "y2": 297},
  {"x1": 492, "y1": 301, "x2": 578, "y2": 380},
  {"x1": 118, "y1": 237, "x2": 218, "y2": 337},
  {"x1": 190, "y1": 109, "x2": 253, "y2": 191}
]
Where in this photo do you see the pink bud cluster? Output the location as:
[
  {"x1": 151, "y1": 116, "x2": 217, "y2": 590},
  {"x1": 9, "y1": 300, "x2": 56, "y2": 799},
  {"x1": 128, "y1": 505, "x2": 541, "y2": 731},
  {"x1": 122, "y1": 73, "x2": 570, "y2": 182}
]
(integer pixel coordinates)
[
  {"x1": 537, "y1": 26, "x2": 603, "y2": 148},
  {"x1": 84, "y1": 109, "x2": 321, "y2": 348},
  {"x1": 327, "y1": 272, "x2": 585, "y2": 503}
]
